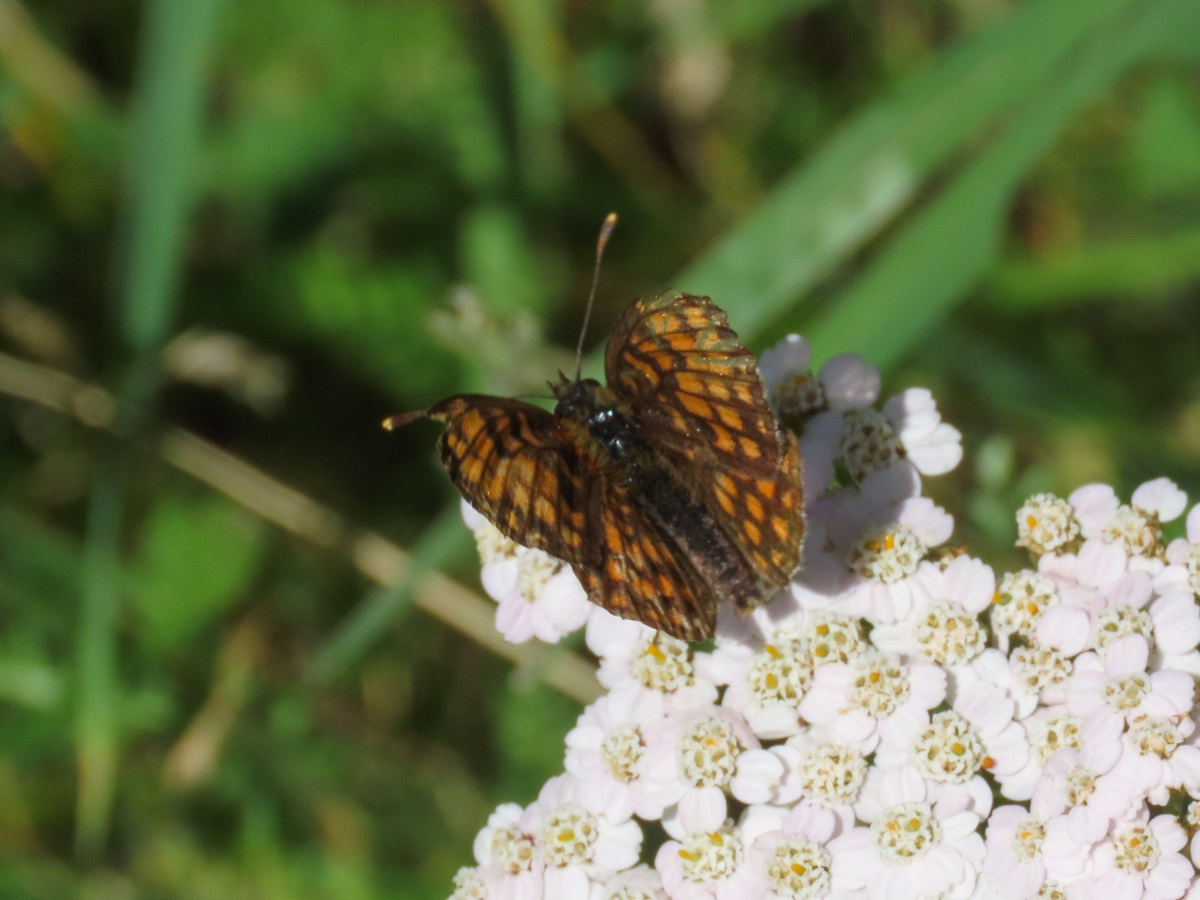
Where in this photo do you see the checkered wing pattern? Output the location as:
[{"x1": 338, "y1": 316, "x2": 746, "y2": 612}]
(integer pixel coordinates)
[
  {"x1": 426, "y1": 395, "x2": 718, "y2": 640},
  {"x1": 426, "y1": 395, "x2": 594, "y2": 565},
  {"x1": 605, "y1": 291, "x2": 805, "y2": 587}
]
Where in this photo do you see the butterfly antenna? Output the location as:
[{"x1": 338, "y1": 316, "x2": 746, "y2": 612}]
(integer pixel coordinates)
[{"x1": 574, "y1": 211, "x2": 618, "y2": 382}]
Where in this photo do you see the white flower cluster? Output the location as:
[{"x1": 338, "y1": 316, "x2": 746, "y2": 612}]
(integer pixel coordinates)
[{"x1": 450, "y1": 336, "x2": 1200, "y2": 900}]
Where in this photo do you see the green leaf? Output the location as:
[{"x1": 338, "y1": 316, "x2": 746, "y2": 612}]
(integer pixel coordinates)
[{"x1": 130, "y1": 494, "x2": 267, "y2": 654}]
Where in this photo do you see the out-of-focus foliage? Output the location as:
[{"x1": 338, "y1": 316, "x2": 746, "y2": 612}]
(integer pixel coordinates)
[{"x1": 0, "y1": 0, "x2": 1198, "y2": 896}]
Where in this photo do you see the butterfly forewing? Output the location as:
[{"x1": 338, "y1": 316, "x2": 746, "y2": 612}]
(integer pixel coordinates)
[
  {"x1": 426, "y1": 393, "x2": 719, "y2": 641},
  {"x1": 427, "y1": 396, "x2": 594, "y2": 565}
]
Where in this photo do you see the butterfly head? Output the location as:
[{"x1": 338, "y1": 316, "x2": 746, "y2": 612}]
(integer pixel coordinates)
[{"x1": 551, "y1": 372, "x2": 608, "y2": 424}]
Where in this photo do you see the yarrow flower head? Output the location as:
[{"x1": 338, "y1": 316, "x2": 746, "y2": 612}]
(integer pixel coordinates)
[{"x1": 447, "y1": 332, "x2": 1200, "y2": 900}]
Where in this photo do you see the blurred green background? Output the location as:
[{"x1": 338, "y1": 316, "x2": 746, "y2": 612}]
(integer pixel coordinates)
[{"x1": 1, "y1": 0, "x2": 1199, "y2": 896}]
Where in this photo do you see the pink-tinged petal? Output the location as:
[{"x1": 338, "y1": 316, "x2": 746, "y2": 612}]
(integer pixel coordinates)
[
  {"x1": 495, "y1": 595, "x2": 536, "y2": 643},
  {"x1": 654, "y1": 841, "x2": 686, "y2": 893},
  {"x1": 940, "y1": 556, "x2": 995, "y2": 613},
  {"x1": 882, "y1": 766, "x2": 928, "y2": 807},
  {"x1": 758, "y1": 334, "x2": 812, "y2": 386},
  {"x1": 907, "y1": 423, "x2": 962, "y2": 476},
  {"x1": 875, "y1": 862, "x2": 908, "y2": 900},
  {"x1": 1146, "y1": 852, "x2": 1194, "y2": 900},
  {"x1": 1132, "y1": 477, "x2": 1187, "y2": 521},
  {"x1": 744, "y1": 703, "x2": 803, "y2": 741},
  {"x1": 1187, "y1": 505, "x2": 1200, "y2": 542},
  {"x1": 828, "y1": 828, "x2": 874, "y2": 888},
  {"x1": 821, "y1": 354, "x2": 879, "y2": 409},
  {"x1": 676, "y1": 786, "x2": 727, "y2": 834},
  {"x1": 543, "y1": 865, "x2": 589, "y2": 900},
  {"x1": 1105, "y1": 571, "x2": 1153, "y2": 610},
  {"x1": 740, "y1": 804, "x2": 789, "y2": 846},
  {"x1": 593, "y1": 820, "x2": 643, "y2": 871},
  {"x1": 900, "y1": 496, "x2": 955, "y2": 547},
  {"x1": 480, "y1": 558, "x2": 520, "y2": 600},
  {"x1": 920, "y1": 843, "x2": 965, "y2": 892},
  {"x1": 1152, "y1": 593, "x2": 1200, "y2": 654},
  {"x1": 1104, "y1": 634, "x2": 1150, "y2": 675},
  {"x1": 830, "y1": 709, "x2": 877, "y2": 747},
  {"x1": 1065, "y1": 671, "x2": 1106, "y2": 717},
  {"x1": 1040, "y1": 821, "x2": 1091, "y2": 882},
  {"x1": 883, "y1": 388, "x2": 938, "y2": 439},
  {"x1": 1074, "y1": 538, "x2": 1131, "y2": 589},
  {"x1": 731, "y1": 749, "x2": 784, "y2": 804},
  {"x1": 1035, "y1": 606, "x2": 1091, "y2": 656},
  {"x1": 908, "y1": 663, "x2": 948, "y2": 708},
  {"x1": 877, "y1": 703, "x2": 927, "y2": 748},
  {"x1": 1150, "y1": 815, "x2": 1188, "y2": 855},
  {"x1": 940, "y1": 810, "x2": 982, "y2": 840},
  {"x1": 1069, "y1": 484, "x2": 1120, "y2": 534},
  {"x1": 782, "y1": 802, "x2": 838, "y2": 844},
  {"x1": 1149, "y1": 669, "x2": 1196, "y2": 715},
  {"x1": 955, "y1": 681, "x2": 1011, "y2": 733}
]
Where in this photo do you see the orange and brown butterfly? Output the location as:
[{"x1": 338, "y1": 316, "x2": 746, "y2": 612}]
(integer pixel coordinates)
[{"x1": 386, "y1": 215, "x2": 804, "y2": 642}]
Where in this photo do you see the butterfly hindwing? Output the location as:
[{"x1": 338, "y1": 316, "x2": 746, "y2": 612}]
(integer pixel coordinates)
[
  {"x1": 605, "y1": 291, "x2": 805, "y2": 591},
  {"x1": 576, "y1": 485, "x2": 718, "y2": 642}
]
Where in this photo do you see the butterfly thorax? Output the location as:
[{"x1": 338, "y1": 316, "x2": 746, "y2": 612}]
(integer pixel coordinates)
[
  {"x1": 552, "y1": 374, "x2": 765, "y2": 609},
  {"x1": 553, "y1": 377, "x2": 641, "y2": 460}
]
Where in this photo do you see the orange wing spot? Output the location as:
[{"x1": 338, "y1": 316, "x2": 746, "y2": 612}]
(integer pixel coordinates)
[
  {"x1": 756, "y1": 479, "x2": 777, "y2": 500},
  {"x1": 458, "y1": 409, "x2": 486, "y2": 437},
  {"x1": 655, "y1": 314, "x2": 681, "y2": 333},
  {"x1": 712, "y1": 425, "x2": 735, "y2": 453},
  {"x1": 738, "y1": 435, "x2": 762, "y2": 459},
  {"x1": 715, "y1": 488, "x2": 736, "y2": 516},
  {"x1": 510, "y1": 480, "x2": 531, "y2": 510},
  {"x1": 536, "y1": 468, "x2": 558, "y2": 500},
  {"x1": 658, "y1": 574, "x2": 675, "y2": 597},
  {"x1": 461, "y1": 454, "x2": 486, "y2": 485},
  {"x1": 746, "y1": 494, "x2": 765, "y2": 521},
  {"x1": 706, "y1": 379, "x2": 731, "y2": 401},
  {"x1": 563, "y1": 529, "x2": 582, "y2": 548},
  {"x1": 744, "y1": 521, "x2": 763, "y2": 545},
  {"x1": 667, "y1": 332, "x2": 699, "y2": 352},
  {"x1": 676, "y1": 372, "x2": 703, "y2": 394},
  {"x1": 771, "y1": 516, "x2": 790, "y2": 542},
  {"x1": 605, "y1": 522, "x2": 623, "y2": 553},
  {"x1": 679, "y1": 392, "x2": 714, "y2": 420},
  {"x1": 732, "y1": 384, "x2": 755, "y2": 405},
  {"x1": 635, "y1": 577, "x2": 655, "y2": 598},
  {"x1": 717, "y1": 405, "x2": 742, "y2": 429},
  {"x1": 716, "y1": 473, "x2": 735, "y2": 492},
  {"x1": 534, "y1": 494, "x2": 556, "y2": 524},
  {"x1": 607, "y1": 559, "x2": 623, "y2": 581},
  {"x1": 624, "y1": 352, "x2": 662, "y2": 384}
]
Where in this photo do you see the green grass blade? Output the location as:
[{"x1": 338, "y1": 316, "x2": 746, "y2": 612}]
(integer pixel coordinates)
[
  {"x1": 800, "y1": 0, "x2": 1192, "y2": 371},
  {"x1": 670, "y1": 0, "x2": 1137, "y2": 337},
  {"x1": 116, "y1": 0, "x2": 222, "y2": 358},
  {"x1": 75, "y1": 0, "x2": 220, "y2": 861}
]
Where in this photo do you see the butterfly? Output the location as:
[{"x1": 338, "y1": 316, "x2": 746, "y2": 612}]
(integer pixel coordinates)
[{"x1": 391, "y1": 288, "x2": 806, "y2": 642}]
